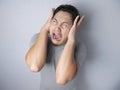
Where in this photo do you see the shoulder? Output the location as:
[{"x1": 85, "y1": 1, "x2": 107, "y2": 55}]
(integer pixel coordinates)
[
  {"x1": 29, "y1": 33, "x2": 51, "y2": 47},
  {"x1": 75, "y1": 41, "x2": 87, "y2": 53},
  {"x1": 75, "y1": 41, "x2": 87, "y2": 66},
  {"x1": 29, "y1": 33, "x2": 39, "y2": 47}
]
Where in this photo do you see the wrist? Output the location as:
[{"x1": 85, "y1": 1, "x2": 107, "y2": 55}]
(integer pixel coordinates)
[
  {"x1": 40, "y1": 28, "x2": 49, "y2": 34},
  {"x1": 66, "y1": 39, "x2": 75, "y2": 48},
  {"x1": 67, "y1": 39, "x2": 75, "y2": 45}
]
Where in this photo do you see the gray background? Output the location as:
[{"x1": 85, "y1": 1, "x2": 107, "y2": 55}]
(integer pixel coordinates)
[{"x1": 0, "y1": 0, "x2": 120, "y2": 90}]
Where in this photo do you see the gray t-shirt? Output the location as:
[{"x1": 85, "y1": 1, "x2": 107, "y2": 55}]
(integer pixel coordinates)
[{"x1": 30, "y1": 33, "x2": 87, "y2": 90}]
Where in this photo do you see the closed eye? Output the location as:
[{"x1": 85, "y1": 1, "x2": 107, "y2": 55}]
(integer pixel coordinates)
[
  {"x1": 52, "y1": 18, "x2": 57, "y2": 24},
  {"x1": 62, "y1": 22, "x2": 69, "y2": 28}
]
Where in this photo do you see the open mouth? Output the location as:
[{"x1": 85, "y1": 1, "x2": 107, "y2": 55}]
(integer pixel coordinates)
[{"x1": 53, "y1": 33, "x2": 61, "y2": 41}]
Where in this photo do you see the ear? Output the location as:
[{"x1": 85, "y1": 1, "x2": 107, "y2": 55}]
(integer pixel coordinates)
[{"x1": 77, "y1": 16, "x2": 85, "y2": 27}]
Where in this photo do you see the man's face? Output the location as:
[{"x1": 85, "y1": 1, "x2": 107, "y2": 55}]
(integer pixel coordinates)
[{"x1": 49, "y1": 11, "x2": 73, "y2": 45}]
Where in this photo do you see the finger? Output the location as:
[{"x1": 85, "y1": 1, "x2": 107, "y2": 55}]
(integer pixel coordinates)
[
  {"x1": 48, "y1": 8, "x2": 55, "y2": 21},
  {"x1": 73, "y1": 15, "x2": 80, "y2": 26},
  {"x1": 77, "y1": 16, "x2": 85, "y2": 27}
]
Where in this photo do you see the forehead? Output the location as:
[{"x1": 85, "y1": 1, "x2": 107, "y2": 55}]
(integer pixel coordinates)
[{"x1": 54, "y1": 11, "x2": 72, "y2": 23}]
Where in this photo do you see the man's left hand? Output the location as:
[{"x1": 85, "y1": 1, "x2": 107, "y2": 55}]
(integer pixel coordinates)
[{"x1": 68, "y1": 15, "x2": 85, "y2": 43}]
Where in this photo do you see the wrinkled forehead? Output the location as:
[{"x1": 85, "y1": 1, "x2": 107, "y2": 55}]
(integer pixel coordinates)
[{"x1": 53, "y1": 11, "x2": 73, "y2": 24}]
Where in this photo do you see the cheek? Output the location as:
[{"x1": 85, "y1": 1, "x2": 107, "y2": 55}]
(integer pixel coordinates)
[
  {"x1": 49, "y1": 25, "x2": 53, "y2": 31},
  {"x1": 49, "y1": 26, "x2": 54, "y2": 33},
  {"x1": 62, "y1": 30, "x2": 69, "y2": 42},
  {"x1": 62, "y1": 30, "x2": 69, "y2": 36}
]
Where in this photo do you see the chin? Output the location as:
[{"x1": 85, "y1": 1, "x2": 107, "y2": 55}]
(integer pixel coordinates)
[
  {"x1": 51, "y1": 38, "x2": 66, "y2": 46},
  {"x1": 51, "y1": 40, "x2": 63, "y2": 46}
]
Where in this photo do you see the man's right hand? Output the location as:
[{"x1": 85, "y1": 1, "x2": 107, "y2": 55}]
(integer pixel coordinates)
[{"x1": 41, "y1": 8, "x2": 54, "y2": 33}]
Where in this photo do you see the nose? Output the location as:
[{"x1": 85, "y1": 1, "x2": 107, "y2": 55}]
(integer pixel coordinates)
[{"x1": 55, "y1": 25, "x2": 61, "y2": 33}]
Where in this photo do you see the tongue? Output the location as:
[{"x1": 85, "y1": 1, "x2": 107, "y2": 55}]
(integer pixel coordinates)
[{"x1": 54, "y1": 34, "x2": 61, "y2": 41}]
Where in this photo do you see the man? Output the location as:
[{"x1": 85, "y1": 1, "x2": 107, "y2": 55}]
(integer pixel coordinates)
[{"x1": 25, "y1": 4, "x2": 86, "y2": 90}]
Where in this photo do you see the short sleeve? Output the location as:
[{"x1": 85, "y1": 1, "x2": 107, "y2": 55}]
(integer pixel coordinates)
[
  {"x1": 29, "y1": 33, "x2": 39, "y2": 47},
  {"x1": 29, "y1": 33, "x2": 51, "y2": 47},
  {"x1": 29, "y1": 33, "x2": 51, "y2": 63},
  {"x1": 74, "y1": 42, "x2": 87, "y2": 67}
]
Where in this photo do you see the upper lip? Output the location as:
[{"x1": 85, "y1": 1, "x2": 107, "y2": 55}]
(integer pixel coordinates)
[
  {"x1": 53, "y1": 33, "x2": 61, "y2": 36},
  {"x1": 53, "y1": 33, "x2": 61, "y2": 40}
]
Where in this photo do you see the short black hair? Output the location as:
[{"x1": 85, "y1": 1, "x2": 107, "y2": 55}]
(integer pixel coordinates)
[{"x1": 54, "y1": 4, "x2": 80, "y2": 23}]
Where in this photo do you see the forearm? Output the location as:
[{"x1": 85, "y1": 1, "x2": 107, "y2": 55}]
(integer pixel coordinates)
[
  {"x1": 25, "y1": 29, "x2": 48, "y2": 72},
  {"x1": 56, "y1": 40, "x2": 77, "y2": 84}
]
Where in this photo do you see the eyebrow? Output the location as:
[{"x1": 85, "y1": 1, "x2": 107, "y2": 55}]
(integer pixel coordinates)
[{"x1": 53, "y1": 17, "x2": 70, "y2": 25}]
